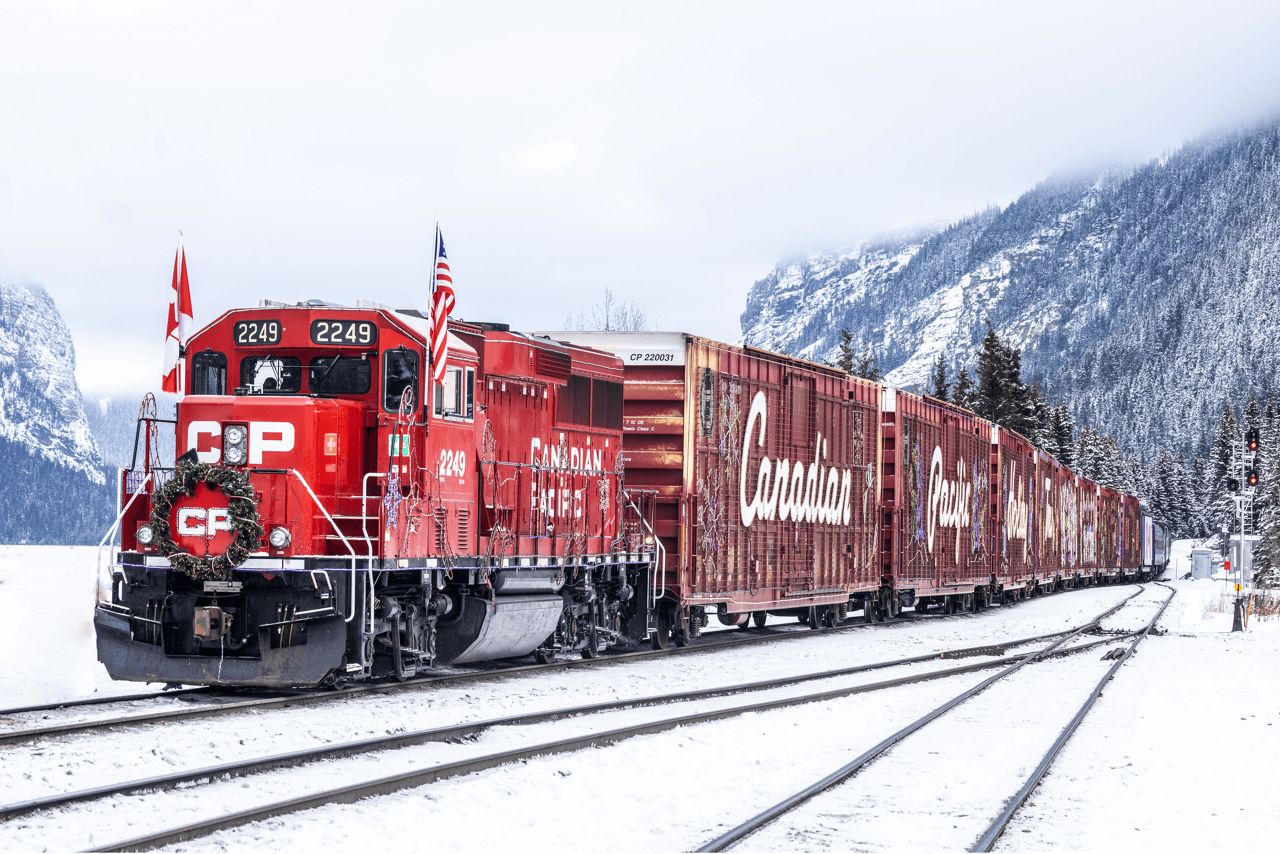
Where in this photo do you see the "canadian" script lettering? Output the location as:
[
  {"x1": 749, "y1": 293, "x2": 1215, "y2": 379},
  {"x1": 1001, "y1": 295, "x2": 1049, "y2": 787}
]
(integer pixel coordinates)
[{"x1": 739, "y1": 391, "x2": 853, "y2": 528}]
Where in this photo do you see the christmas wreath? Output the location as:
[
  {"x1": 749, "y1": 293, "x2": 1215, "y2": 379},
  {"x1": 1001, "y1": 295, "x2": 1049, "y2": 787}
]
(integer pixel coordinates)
[{"x1": 151, "y1": 461, "x2": 263, "y2": 581}]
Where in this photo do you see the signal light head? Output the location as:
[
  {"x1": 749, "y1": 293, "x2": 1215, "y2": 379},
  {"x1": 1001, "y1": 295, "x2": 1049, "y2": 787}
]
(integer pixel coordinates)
[
  {"x1": 1248, "y1": 469, "x2": 1260, "y2": 488},
  {"x1": 1247, "y1": 428, "x2": 1260, "y2": 452},
  {"x1": 1227, "y1": 477, "x2": 1241, "y2": 492}
]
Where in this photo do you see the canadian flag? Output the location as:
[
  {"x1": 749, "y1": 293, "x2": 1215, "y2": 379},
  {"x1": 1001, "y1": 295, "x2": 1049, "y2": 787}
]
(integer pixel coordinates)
[{"x1": 161, "y1": 239, "x2": 194, "y2": 395}]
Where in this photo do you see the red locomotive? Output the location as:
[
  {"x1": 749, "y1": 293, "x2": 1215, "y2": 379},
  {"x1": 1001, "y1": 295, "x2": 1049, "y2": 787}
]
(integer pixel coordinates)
[
  {"x1": 95, "y1": 311, "x2": 1165, "y2": 689},
  {"x1": 97, "y1": 303, "x2": 655, "y2": 687}
]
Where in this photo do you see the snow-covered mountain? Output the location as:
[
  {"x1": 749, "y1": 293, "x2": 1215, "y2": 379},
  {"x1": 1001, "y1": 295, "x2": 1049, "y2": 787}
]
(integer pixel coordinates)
[
  {"x1": 0, "y1": 280, "x2": 113, "y2": 543},
  {"x1": 742, "y1": 120, "x2": 1280, "y2": 460}
]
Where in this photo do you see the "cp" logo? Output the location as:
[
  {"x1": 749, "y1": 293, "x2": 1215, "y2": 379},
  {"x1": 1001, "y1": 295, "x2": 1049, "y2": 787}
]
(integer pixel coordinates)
[{"x1": 177, "y1": 507, "x2": 233, "y2": 537}]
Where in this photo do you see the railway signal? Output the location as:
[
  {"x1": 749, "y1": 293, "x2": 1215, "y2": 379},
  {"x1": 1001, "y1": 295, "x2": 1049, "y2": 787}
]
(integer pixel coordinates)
[
  {"x1": 1247, "y1": 428, "x2": 1260, "y2": 452},
  {"x1": 1227, "y1": 476, "x2": 1240, "y2": 493},
  {"x1": 1248, "y1": 468, "x2": 1260, "y2": 488}
]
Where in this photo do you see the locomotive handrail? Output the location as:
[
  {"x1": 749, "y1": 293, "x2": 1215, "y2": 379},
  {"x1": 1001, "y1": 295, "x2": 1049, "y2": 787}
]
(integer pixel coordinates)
[
  {"x1": 360, "y1": 472, "x2": 384, "y2": 557},
  {"x1": 287, "y1": 469, "x2": 373, "y2": 662},
  {"x1": 96, "y1": 470, "x2": 154, "y2": 603},
  {"x1": 623, "y1": 488, "x2": 665, "y2": 607}
]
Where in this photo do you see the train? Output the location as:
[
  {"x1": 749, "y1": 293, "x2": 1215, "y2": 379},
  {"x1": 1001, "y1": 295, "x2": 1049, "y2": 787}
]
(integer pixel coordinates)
[{"x1": 94, "y1": 304, "x2": 1170, "y2": 688}]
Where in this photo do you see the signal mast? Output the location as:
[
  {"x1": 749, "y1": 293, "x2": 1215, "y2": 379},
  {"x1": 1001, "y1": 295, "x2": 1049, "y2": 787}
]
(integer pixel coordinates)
[{"x1": 1227, "y1": 427, "x2": 1261, "y2": 632}]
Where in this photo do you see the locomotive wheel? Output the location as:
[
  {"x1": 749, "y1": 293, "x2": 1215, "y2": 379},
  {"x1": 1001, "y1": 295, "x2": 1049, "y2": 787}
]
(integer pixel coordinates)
[
  {"x1": 651, "y1": 607, "x2": 672, "y2": 650},
  {"x1": 752, "y1": 611, "x2": 768, "y2": 629},
  {"x1": 535, "y1": 648, "x2": 555, "y2": 664},
  {"x1": 916, "y1": 599, "x2": 930, "y2": 614},
  {"x1": 581, "y1": 621, "x2": 600, "y2": 659}
]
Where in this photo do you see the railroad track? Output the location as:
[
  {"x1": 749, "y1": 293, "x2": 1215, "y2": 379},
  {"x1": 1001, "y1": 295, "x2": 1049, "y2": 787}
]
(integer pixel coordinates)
[
  {"x1": 694, "y1": 583, "x2": 1175, "y2": 852},
  {"x1": 0, "y1": 579, "x2": 1136, "y2": 742},
  {"x1": 0, "y1": 591, "x2": 1142, "y2": 851},
  {"x1": 0, "y1": 597, "x2": 985, "y2": 747}
]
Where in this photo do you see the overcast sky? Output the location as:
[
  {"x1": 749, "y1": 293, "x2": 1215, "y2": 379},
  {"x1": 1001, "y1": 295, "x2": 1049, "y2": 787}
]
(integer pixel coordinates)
[{"x1": 3, "y1": 0, "x2": 1280, "y2": 396}]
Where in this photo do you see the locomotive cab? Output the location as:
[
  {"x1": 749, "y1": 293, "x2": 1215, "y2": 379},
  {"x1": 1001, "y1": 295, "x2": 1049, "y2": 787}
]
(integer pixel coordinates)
[{"x1": 95, "y1": 302, "x2": 656, "y2": 688}]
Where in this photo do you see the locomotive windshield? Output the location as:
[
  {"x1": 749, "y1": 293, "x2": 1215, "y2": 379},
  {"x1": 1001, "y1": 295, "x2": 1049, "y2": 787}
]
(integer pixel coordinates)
[
  {"x1": 309, "y1": 355, "x2": 372, "y2": 395},
  {"x1": 239, "y1": 355, "x2": 302, "y2": 393}
]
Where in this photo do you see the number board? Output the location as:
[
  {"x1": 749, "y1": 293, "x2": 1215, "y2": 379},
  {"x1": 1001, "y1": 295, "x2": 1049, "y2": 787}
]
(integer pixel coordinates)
[
  {"x1": 234, "y1": 320, "x2": 281, "y2": 346},
  {"x1": 311, "y1": 319, "x2": 378, "y2": 347}
]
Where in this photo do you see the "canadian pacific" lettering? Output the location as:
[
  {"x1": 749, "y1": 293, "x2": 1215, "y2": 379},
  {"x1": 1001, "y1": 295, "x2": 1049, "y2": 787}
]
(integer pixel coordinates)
[{"x1": 739, "y1": 391, "x2": 853, "y2": 527}]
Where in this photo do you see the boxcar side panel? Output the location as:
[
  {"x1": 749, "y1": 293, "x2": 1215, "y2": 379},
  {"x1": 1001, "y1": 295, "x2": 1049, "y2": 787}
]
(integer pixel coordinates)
[{"x1": 884, "y1": 391, "x2": 992, "y2": 595}]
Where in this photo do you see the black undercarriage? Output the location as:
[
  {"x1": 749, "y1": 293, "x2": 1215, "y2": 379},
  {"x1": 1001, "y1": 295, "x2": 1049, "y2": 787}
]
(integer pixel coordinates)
[{"x1": 96, "y1": 552, "x2": 651, "y2": 688}]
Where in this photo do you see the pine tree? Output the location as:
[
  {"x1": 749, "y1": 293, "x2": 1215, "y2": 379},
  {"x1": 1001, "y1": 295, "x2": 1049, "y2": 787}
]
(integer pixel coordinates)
[
  {"x1": 1050, "y1": 405, "x2": 1075, "y2": 466},
  {"x1": 836, "y1": 329, "x2": 854, "y2": 374},
  {"x1": 853, "y1": 346, "x2": 881, "y2": 382},
  {"x1": 951, "y1": 368, "x2": 975, "y2": 410},
  {"x1": 1026, "y1": 384, "x2": 1052, "y2": 450},
  {"x1": 928, "y1": 354, "x2": 948, "y2": 401}
]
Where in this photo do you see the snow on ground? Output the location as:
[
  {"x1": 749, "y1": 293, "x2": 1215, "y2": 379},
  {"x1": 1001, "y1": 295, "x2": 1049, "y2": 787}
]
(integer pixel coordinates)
[
  {"x1": 2, "y1": 544, "x2": 1277, "y2": 852},
  {"x1": 998, "y1": 575, "x2": 1280, "y2": 852},
  {"x1": 0, "y1": 545, "x2": 145, "y2": 708}
]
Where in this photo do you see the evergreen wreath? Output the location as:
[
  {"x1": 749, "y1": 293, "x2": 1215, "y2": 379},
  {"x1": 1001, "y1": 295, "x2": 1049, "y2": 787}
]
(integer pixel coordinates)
[{"x1": 150, "y1": 462, "x2": 263, "y2": 581}]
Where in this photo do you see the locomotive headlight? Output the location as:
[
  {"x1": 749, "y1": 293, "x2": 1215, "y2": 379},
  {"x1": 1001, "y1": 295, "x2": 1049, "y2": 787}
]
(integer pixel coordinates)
[
  {"x1": 268, "y1": 526, "x2": 292, "y2": 549},
  {"x1": 136, "y1": 524, "x2": 155, "y2": 546},
  {"x1": 223, "y1": 424, "x2": 248, "y2": 465}
]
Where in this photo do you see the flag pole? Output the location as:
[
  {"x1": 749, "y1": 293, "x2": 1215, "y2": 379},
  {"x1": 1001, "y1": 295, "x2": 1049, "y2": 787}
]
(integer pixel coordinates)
[
  {"x1": 177, "y1": 229, "x2": 186, "y2": 399},
  {"x1": 429, "y1": 221, "x2": 439, "y2": 378}
]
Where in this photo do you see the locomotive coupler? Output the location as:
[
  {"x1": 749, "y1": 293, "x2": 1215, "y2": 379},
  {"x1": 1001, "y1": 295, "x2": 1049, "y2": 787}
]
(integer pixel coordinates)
[{"x1": 192, "y1": 606, "x2": 231, "y2": 642}]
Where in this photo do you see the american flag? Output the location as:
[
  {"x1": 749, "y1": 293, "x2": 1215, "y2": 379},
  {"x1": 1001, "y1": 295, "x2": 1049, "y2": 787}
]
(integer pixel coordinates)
[
  {"x1": 430, "y1": 226, "x2": 455, "y2": 385},
  {"x1": 161, "y1": 237, "x2": 194, "y2": 396}
]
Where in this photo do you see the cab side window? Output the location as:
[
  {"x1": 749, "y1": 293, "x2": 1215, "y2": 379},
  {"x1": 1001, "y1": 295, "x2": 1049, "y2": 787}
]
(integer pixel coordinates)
[
  {"x1": 384, "y1": 349, "x2": 420, "y2": 411},
  {"x1": 434, "y1": 365, "x2": 474, "y2": 420},
  {"x1": 191, "y1": 351, "x2": 227, "y2": 395}
]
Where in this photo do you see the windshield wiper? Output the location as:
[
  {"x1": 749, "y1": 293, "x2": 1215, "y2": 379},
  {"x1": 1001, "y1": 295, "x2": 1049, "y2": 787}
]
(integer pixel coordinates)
[{"x1": 312, "y1": 353, "x2": 345, "y2": 393}]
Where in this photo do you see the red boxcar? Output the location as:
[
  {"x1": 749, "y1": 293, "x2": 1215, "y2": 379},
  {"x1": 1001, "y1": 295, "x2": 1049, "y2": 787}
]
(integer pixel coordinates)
[
  {"x1": 1097, "y1": 484, "x2": 1123, "y2": 577},
  {"x1": 991, "y1": 425, "x2": 1037, "y2": 591},
  {"x1": 1119, "y1": 493, "x2": 1143, "y2": 579},
  {"x1": 1057, "y1": 463, "x2": 1081, "y2": 580},
  {"x1": 881, "y1": 390, "x2": 992, "y2": 611},
  {"x1": 1078, "y1": 476, "x2": 1100, "y2": 577},
  {"x1": 1035, "y1": 449, "x2": 1065, "y2": 585},
  {"x1": 548, "y1": 332, "x2": 882, "y2": 639}
]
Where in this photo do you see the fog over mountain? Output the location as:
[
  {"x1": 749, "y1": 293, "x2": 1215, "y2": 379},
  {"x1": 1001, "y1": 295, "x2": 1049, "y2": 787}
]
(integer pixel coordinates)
[{"x1": 742, "y1": 120, "x2": 1280, "y2": 460}]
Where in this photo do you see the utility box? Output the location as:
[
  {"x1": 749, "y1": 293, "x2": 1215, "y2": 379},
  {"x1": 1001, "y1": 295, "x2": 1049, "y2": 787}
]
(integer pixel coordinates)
[
  {"x1": 1190, "y1": 547, "x2": 1215, "y2": 579},
  {"x1": 1228, "y1": 534, "x2": 1261, "y2": 581}
]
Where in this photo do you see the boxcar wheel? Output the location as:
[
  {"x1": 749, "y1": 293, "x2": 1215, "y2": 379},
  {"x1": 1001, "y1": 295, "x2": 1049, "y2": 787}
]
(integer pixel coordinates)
[
  {"x1": 807, "y1": 605, "x2": 822, "y2": 630},
  {"x1": 752, "y1": 611, "x2": 768, "y2": 629},
  {"x1": 535, "y1": 648, "x2": 555, "y2": 665}
]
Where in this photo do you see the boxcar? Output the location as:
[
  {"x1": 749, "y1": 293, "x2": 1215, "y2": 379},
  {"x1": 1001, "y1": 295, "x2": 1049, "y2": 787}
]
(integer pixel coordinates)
[
  {"x1": 881, "y1": 390, "x2": 992, "y2": 613},
  {"x1": 1035, "y1": 449, "x2": 1065, "y2": 589},
  {"x1": 991, "y1": 425, "x2": 1037, "y2": 595},
  {"x1": 1097, "y1": 484, "x2": 1123, "y2": 578},
  {"x1": 1077, "y1": 475, "x2": 1100, "y2": 579},
  {"x1": 1119, "y1": 494, "x2": 1143, "y2": 580},
  {"x1": 545, "y1": 332, "x2": 882, "y2": 643}
]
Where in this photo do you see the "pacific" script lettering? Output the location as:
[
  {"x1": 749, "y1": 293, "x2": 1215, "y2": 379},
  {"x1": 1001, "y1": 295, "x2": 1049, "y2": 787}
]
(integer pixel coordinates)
[{"x1": 927, "y1": 446, "x2": 972, "y2": 554}]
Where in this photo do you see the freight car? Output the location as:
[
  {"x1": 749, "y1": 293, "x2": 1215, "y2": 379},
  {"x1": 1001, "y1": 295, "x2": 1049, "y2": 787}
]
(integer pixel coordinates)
[
  {"x1": 96, "y1": 314, "x2": 1170, "y2": 689},
  {"x1": 543, "y1": 332, "x2": 883, "y2": 643}
]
